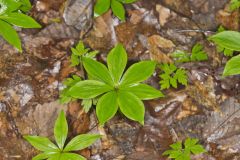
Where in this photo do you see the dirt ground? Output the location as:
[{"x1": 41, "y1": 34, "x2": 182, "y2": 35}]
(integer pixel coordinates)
[{"x1": 0, "y1": 0, "x2": 240, "y2": 159}]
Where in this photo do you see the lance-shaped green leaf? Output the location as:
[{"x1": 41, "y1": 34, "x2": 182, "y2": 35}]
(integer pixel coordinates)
[
  {"x1": 54, "y1": 110, "x2": 68, "y2": 150},
  {"x1": 209, "y1": 31, "x2": 240, "y2": 51},
  {"x1": 59, "y1": 153, "x2": 86, "y2": 160},
  {"x1": 64, "y1": 134, "x2": 101, "y2": 152},
  {"x1": 68, "y1": 80, "x2": 113, "y2": 99},
  {"x1": 121, "y1": 83, "x2": 164, "y2": 100},
  {"x1": 118, "y1": 91, "x2": 145, "y2": 124},
  {"x1": 107, "y1": 44, "x2": 127, "y2": 83},
  {"x1": 83, "y1": 57, "x2": 114, "y2": 85},
  {"x1": 111, "y1": 0, "x2": 125, "y2": 21},
  {"x1": 96, "y1": 91, "x2": 118, "y2": 125},
  {"x1": 24, "y1": 136, "x2": 59, "y2": 152},
  {"x1": 32, "y1": 152, "x2": 58, "y2": 160},
  {"x1": 223, "y1": 55, "x2": 240, "y2": 76},
  {"x1": 94, "y1": 0, "x2": 111, "y2": 17},
  {"x1": 120, "y1": 61, "x2": 156, "y2": 85},
  {"x1": 0, "y1": 19, "x2": 21, "y2": 51},
  {"x1": 0, "y1": 13, "x2": 41, "y2": 28}
]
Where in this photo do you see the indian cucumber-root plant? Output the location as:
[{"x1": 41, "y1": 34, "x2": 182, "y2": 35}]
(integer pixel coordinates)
[
  {"x1": 209, "y1": 31, "x2": 240, "y2": 76},
  {"x1": 24, "y1": 110, "x2": 101, "y2": 160},
  {"x1": 66, "y1": 44, "x2": 164, "y2": 125},
  {"x1": 94, "y1": 0, "x2": 138, "y2": 21},
  {"x1": 0, "y1": 0, "x2": 41, "y2": 52},
  {"x1": 163, "y1": 138, "x2": 206, "y2": 160}
]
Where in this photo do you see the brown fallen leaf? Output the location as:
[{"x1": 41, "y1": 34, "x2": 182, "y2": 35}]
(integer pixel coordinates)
[{"x1": 148, "y1": 35, "x2": 175, "y2": 63}]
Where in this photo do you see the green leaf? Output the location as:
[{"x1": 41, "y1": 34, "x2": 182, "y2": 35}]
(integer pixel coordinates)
[
  {"x1": 118, "y1": 91, "x2": 145, "y2": 124},
  {"x1": 96, "y1": 91, "x2": 118, "y2": 125},
  {"x1": 83, "y1": 57, "x2": 114, "y2": 85},
  {"x1": 209, "y1": 31, "x2": 240, "y2": 51},
  {"x1": 107, "y1": 44, "x2": 127, "y2": 83},
  {"x1": 24, "y1": 136, "x2": 59, "y2": 152},
  {"x1": 230, "y1": 0, "x2": 240, "y2": 11},
  {"x1": 64, "y1": 134, "x2": 101, "y2": 152},
  {"x1": 121, "y1": 61, "x2": 156, "y2": 86},
  {"x1": 0, "y1": 0, "x2": 21, "y2": 14},
  {"x1": 223, "y1": 55, "x2": 240, "y2": 76},
  {"x1": 111, "y1": 0, "x2": 125, "y2": 21},
  {"x1": 0, "y1": 19, "x2": 21, "y2": 51},
  {"x1": 94, "y1": 0, "x2": 111, "y2": 17},
  {"x1": 171, "y1": 50, "x2": 190, "y2": 63},
  {"x1": 190, "y1": 144, "x2": 206, "y2": 154},
  {"x1": 59, "y1": 153, "x2": 86, "y2": 160},
  {"x1": 121, "y1": 83, "x2": 164, "y2": 100},
  {"x1": 184, "y1": 138, "x2": 198, "y2": 148},
  {"x1": 32, "y1": 152, "x2": 57, "y2": 160},
  {"x1": 190, "y1": 44, "x2": 208, "y2": 61},
  {"x1": 54, "y1": 110, "x2": 68, "y2": 150},
  {"x1": 168, "y1": 150, "x2": 182, "y2": 158},
  {"x1": 170, "y1": 141, "x2": 182, "y2": 150},
  {"x1": 118, "y1": 0, "x2": 138, "y2": 4},
  {"x1": 68, "y1": 80, "x2": 113, "y2": 99},
  {"x1": 19, "y1": 0, "x2": 32, "y2": 12},
  {"x1": 174, "y1": 69, "x2": 188, "y2": 86},
  {"x1": 0, "y1": 13, "x2": 41, "y2": 28},
  {"x1": 82, "y1": 99, "x2": 93, "y2": 113}
]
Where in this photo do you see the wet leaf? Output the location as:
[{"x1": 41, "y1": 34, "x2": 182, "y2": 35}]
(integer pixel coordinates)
[
  {"x1": 96, "y1": 91, "x2": 118, "y2": 125},
  {"x1": 64, "y1": 134, "x2": 101, "y2": 152},
  {"x1": 54, "y1": 110, "x2": 68, "y2": 150},
  {"x1": 118, "y1": 91, "x2": 145, "y2": 125}
]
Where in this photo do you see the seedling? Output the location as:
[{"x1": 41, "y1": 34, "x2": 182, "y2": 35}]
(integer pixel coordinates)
[
  {"x1": 230, "y1": 0, "x2": 240, "y2": 11},
  {"x1": 70, "y1": 41, "x2": 98, "y2": 67},
  {"x1": 24, "y1": 110, "x2": 101, "y2": 160},
  {"x1": 94, "y1": 0, "x2": 138, "y2": 21},
  {"x1": 209, "y1": 31, "x2": 240, "y2": 76},
  {"x1": 67, "y1": 44, "x2": 164, "y2": 125},
  {"x1": 159, "y1": 63, "x2": 188, "y2": 90},
  {"x1": 163, "y1": 138, "x2": 206, "y2": 160},
  {"x1": 0, "y1": 0, "x2": 41, "y2": 52},
  {"x1": 171, "y1": 44, "x2": 208, "y2": 63}
]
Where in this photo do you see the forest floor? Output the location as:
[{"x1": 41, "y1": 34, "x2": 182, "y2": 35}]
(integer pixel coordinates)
[{"x1": 0, "y1": 0, "x2": 240, "y2": 159}]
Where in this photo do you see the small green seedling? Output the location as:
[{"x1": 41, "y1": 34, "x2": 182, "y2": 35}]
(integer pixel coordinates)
[
  {"x1": 94, "y1": 0, "x2": 138, "y2": 21},
  {"x1": 0, "y1": 0, "x2": 41, "y2": 52},
  {"x1": 70, "y1": 41, "x2": 98, "y2": 67},
  {"x1": 67, "y1": 44, "x2": 164, "y2": 125},
  {"x1": 209, "y1": 31, "x2": 240, "y2": 76},
  {"x1": 163, "y1": 138, "x2": 206, "y2": 160},
  {"x1": 230, "y1": 0, "x2": 240, "y2": 11},
  {"x1": 171, "y1": 44, "x2": 208, "y2": 63},
  {"x1": 59, "y1": 75, "x2": 97, "y2": 113},
  {"x1": 159, "y1": 63, "x2": 188, "y2": 90},
  {"x1": 24, "y1": 110, "x2": 101, "y2": 160}
]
